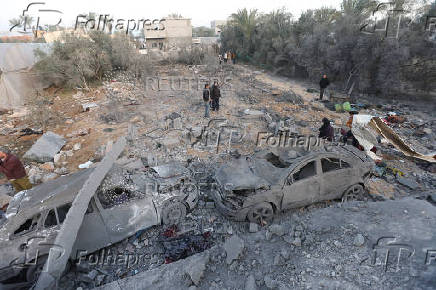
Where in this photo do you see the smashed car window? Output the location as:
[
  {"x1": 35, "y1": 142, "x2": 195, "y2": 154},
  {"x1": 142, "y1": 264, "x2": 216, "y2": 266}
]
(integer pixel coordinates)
[
  {"x1": 44, "y1": 209, "x2": 57, "y2": 228},
  {"x1": 13, "y1": 213, "x2": 41, "y2": 236},
  {"x1": 265, "y1": 153, "x2": 290, "y2": 168},
  {"x1": 293, "y1": 161, "x2": 316, "y2": 182},
  {"x1": 57, "y1": 203, "x2": 71, "y2": 224},
  {"x1": 97, "y1": 187, "x2": 134, "y2": 209},
  {"x1": 341, "y1": 160, "x2": 351, "y2": 168},
  {"x1": 321, "y1": 158, "x2": 341, "y2": 172}
]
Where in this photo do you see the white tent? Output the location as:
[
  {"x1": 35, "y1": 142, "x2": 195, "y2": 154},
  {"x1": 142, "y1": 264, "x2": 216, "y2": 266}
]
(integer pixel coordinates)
[{"x1": 0, "y1": 43, "x2": 50, "y2": 109}]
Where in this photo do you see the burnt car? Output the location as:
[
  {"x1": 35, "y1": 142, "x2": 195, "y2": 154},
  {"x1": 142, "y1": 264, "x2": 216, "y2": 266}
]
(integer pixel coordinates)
[
  {"x1": 211, "y1": 146, "x2": 373, "y2": 223},
  {"x1": 0, "y1": 161, "x2": 197, "y2": 285}
]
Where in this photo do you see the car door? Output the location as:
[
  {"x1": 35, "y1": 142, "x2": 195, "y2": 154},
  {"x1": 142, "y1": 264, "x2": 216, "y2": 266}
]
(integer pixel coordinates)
[
  {"x1": 72, "y1": 198, "x2": 112, "y2": 259},
  {"x1": 6, "y1": 212, "x2": 49, "y2": 268},
  {"x1": 320, "y1": 156, "x2": 354, "y2": 200},
  {"x1": 281, "y1": 159, "x2": 321, "y2": 209},
  {"x1": 94, "y1": 190, "x2": 158, "y2": 244}
]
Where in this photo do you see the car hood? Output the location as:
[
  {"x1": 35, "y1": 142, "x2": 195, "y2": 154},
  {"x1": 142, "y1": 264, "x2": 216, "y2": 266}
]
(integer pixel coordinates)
[{"x1": 215, "y1": 156, "x2": 288, "y2": 191}]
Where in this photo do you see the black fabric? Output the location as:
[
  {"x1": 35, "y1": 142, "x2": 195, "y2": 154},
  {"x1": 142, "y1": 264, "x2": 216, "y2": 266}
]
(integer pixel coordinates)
[
  {"x1": 211, "y1": 85, "x2": 221, "y2": 99},
  {"x1": 319, "y1": 78, "x2": 330, "y2": 88}
]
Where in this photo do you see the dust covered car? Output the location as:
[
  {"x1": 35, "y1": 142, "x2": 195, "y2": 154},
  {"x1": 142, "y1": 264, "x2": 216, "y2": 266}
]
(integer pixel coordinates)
[
  {"x1": 211, "y1": 146, "x2": 373, "y2": 223},
  {"x1": 0, "y1": 161, "x2": 197, "y2": 285}
]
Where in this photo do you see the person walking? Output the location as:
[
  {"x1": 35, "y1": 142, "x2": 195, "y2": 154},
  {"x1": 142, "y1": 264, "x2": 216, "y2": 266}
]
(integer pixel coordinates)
[
  {"x1": 203, "y1": 84, "x2": 211, "y2": 118},
  {"x1": 0, "y1": 148, "x2": 32, "y2": 193},
  {"x1": 318, "y1": 118, "x2": 335, "y2": 141},
  {"x1": 319, "y1": 74, "x2": 330, "y2": 100},
  {"x1": 223, "y1": 52, "x2": 228, "y2": 63},
  {"x1": 232, "y1": 52, "x2": 236, "y2": 64},
  {"x1": 211, "y1": 81, "x2": 221, "y2": 111}
]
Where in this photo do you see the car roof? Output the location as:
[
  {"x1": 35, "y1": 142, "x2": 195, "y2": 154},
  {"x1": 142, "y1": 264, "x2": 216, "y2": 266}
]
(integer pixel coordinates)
[{"x1": 6, "y1": 168, "x2": 94, "y2": 217}]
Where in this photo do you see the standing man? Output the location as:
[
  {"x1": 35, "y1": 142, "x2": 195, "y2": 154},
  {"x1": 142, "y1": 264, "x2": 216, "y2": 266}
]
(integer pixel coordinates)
[
  {"x1": 211, "y1": 81, "x2": 221, "y2": 112},
  {"x1": 319, "y1": 74, "x2": 330, "y2": 100},
  {"x1": 0, "y1": 148, "x2": 32, "y2": 193},
  {"x1": 224, "y1": 52, "x2": 228, "y2": 63},
  {"x1": 232, "y1": 52, "x2": 236, "y2": 64},
  {"x1": 203, "y1": 84, "x2": 211, "y2": 118}
]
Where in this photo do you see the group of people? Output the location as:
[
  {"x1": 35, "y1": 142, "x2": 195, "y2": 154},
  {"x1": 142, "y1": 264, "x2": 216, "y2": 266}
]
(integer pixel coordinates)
[
  {"x1": 219, "y1": 51, "x2": 236, "y2": 65},
  {"x1": 202, "y1": 81, "x2": 222, "y2": 118}
]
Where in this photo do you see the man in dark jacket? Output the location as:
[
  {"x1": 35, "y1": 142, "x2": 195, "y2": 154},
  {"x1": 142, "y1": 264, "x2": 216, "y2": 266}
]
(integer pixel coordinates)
[
  {"x1": 210, "y1": 81, "x2": 221, "y2": 111},
  {"x1": 319, "y1": 74, "x2": 330, "y2": 100},
  {"x1": 319, "y1": 118, "x2": 335, "y2": 141},
  {"x1": 203, "y1": 84, "x2": 211, "y2": 118},
  {"x1": 0, "y1": 148, "x2": 32, "y2": 193}
]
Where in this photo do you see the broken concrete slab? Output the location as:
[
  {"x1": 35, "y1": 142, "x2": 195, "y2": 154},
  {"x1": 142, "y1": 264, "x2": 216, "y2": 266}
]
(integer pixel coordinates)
[
  {"x1": 24, "y1": 131, "x2": 66, "y2": 163},
  {"x1": 397, "y1": 176, "x2": 419, "y2": 190},
  {"x1": 95, "y1": 248, "x2": 214, "y2": 290},
  {"x1": 223, "y1": 234, "x2": 245, "y2": 264},
  {"x1": 35, "y1": 137, "x2": 126, "y2": 290}
]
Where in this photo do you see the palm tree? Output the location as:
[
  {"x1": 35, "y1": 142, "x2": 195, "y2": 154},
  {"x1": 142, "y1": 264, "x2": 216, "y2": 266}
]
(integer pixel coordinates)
[
  {"x1": 9, "y1": 15, "x2": 34, "y2": 31},
  {"x1": 229, "y1": 8, "x2": 258, "y2": 52}
]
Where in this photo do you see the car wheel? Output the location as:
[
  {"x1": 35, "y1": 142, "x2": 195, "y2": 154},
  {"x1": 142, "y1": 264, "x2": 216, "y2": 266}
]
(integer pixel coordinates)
[
  {"x1": 341, "y1": 184, "x2": 365, "y2": 202},
  {"x1": 162, "y1": 201, "x2": 187, "y2": 225},
  {"x1": 247, "y1": 202, "x2": 274, "y2": 225}
]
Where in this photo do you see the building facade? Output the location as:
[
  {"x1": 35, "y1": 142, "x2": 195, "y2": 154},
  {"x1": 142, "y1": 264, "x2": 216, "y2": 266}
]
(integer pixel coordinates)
[{"x1": 144, "y1": 18, "x2": 192, "y2": 51}]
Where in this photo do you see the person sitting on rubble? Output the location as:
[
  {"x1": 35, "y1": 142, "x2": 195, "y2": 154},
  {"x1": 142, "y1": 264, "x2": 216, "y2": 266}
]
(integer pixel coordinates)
[
  {"x1": 203, "y1": 83, "x2": 211, "y2": 118},
  {"x1": 319, "y1": 118, "x2": 335, "y2": 141},
  {"x1": 319, "y1": 74, "x2": 330, "y2": 100},
  {"x1": 0, "y1": 148, "x2": 32, "y2": 193},
  {"x1": 211, "y1": 81, "x2": 221, "y2": 112}
]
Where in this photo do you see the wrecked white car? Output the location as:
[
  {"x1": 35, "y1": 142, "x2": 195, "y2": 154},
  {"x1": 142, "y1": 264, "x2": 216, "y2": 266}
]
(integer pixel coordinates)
[
  {"x1": 0, "y1": 161, "x2": 197, "y2": 284},
  {"x1": 211, "y1": 146, "x2": 374, "y2": 223}
]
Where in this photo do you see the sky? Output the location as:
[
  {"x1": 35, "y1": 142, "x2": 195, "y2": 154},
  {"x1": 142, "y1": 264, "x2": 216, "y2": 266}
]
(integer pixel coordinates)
[{"x1": 0, "y1": 0, "x2": 343, "y2": 31}]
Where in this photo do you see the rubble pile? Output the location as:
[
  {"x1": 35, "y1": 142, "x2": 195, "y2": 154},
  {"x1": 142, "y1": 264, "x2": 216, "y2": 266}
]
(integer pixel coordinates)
[{"x1": 0, "y1": 63, "x2": 435, "y2": 290}]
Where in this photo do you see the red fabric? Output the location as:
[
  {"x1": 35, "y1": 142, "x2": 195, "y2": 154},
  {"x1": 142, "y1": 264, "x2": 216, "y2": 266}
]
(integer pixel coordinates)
[{"x1": 0, "y1": 154, "x2": 26, "y2": 180}]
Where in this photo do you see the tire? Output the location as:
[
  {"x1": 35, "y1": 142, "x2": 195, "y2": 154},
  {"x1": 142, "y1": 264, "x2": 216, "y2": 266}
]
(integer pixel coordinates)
[
  {"x1": 162, "y1": 201, "x2": 187, "y2": 225},
  {"x1": 341, "y1": 184, "x2": 365, "y2": 202},
  {"x1": 247, "y1": 202, "x2": 274, "y2": 225}
]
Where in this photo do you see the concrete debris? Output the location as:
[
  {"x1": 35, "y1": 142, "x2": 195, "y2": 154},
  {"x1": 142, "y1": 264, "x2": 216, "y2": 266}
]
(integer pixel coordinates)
[
  {"x1": 23, "y1": 131, "x2": 66, "y2": 162},
  {"x1": 223, "y1": 235, "x2": 245, "y2": 264},
  {"x1": 245, "y1": 274, "x2": 257, "y2": 290},
  {"x1": 82, "y1": 102, "x2": 98, "y2": 112},
  {"x1": 396, "y1": 176, "x2": 419, "y2": 190},
  {"x1": 248, "y1": 223, "x2": 259, "y2": 233},
  {"x1": 353, "y1": 234, "x2": 365, "y2": 247},
  {"x1": 78, "y1": 160, "x2": 93, "y2": 169}
]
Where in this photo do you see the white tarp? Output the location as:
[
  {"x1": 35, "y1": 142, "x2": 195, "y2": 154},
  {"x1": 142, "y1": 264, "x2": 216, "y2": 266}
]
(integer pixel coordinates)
[{"x1": 0, "y1": 43, "x2": 50, "y2": 109}]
